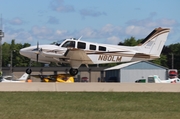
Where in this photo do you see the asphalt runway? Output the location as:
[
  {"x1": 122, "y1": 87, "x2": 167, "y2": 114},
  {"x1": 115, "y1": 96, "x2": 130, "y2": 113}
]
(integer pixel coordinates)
[{"x1": 0, "y1": 83, "x2": 180, "y2": 92}]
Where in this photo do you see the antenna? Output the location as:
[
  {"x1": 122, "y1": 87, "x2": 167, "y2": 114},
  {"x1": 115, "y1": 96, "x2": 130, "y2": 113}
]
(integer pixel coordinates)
[{"x1": 78, "y1": 36, "x2": 83, "y2": 41}]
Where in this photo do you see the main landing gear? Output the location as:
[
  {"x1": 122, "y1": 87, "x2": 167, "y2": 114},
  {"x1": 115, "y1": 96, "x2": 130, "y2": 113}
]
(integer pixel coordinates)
[{"x1": 69, "y1": 68, "x2": 78, "y2": 76}]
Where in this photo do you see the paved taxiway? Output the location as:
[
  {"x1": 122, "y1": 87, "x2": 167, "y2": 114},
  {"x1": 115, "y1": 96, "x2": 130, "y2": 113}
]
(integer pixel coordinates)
[{"x1": 0, "y1": 83, "x2": 180, "y2": 92}]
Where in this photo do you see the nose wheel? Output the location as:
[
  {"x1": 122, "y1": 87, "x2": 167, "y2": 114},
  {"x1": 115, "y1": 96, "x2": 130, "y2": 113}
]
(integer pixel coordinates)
[
  {"x1": 69, "y1": 68, "x2": 78, "y2": 76},
  {"x1": 26, "y1": 68, "x2": 32, "y2": 74}
]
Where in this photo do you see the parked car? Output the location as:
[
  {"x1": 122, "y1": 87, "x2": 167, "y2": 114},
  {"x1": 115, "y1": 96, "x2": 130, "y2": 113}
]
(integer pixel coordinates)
[
  {"x1": 135, "y1": 79, "x2": 146, "y2": 83},
  {"x1": 81, "y1": 77, "x2": 89, "y2": 82}
]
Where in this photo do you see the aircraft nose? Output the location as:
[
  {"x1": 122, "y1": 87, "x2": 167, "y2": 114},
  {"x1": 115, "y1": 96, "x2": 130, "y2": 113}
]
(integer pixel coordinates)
[
  {"x1": 19, "y1": 48, "x2": 25, "y2": 55},
  {"x1": 19, "y1": 48, "x2": 29, "y2": 57}
]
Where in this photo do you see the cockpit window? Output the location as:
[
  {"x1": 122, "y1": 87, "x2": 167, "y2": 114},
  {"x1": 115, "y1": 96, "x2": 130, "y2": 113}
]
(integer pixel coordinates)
[
  {"x1": 77, "y1": 42, "x2": 86, "y2": 49},
  {"x1": 54, "y1": 39, "x2": 66, "y2": 46},
  {"x1": 99, "y1": 46, "x2": 106, "y2": 51},
  {"x1": 62, "y1": 41, "x2": 75, "y2": 48}
]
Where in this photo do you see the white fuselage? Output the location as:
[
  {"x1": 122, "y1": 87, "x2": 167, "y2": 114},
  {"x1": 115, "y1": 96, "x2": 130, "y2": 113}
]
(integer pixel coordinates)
[{"x1": 20, "y1": 38, "x2": 152, "y2": 67}]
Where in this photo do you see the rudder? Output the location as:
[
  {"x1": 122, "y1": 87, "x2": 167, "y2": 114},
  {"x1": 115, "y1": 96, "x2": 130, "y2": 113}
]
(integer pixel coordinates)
[
  {"x1": 139, "y1": 27, "x2": 170, "y2": 58},
  {"x1": 18, "y1": 73, "x2": 29, "y2": 81}
]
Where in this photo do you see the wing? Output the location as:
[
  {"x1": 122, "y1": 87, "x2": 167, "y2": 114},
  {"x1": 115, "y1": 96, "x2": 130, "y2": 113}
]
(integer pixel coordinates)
[
  {"x1": 40, "y1": 49, "x2": 93, "y2": 68},
  {"x1": 64, "y1": 49, "x2": 93, "y2": 68}
]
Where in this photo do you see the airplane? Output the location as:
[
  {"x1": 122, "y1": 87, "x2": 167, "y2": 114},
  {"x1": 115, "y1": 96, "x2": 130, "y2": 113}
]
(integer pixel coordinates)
[
  {"x1": 0, "y1": 73, "x2": 29, "y2": 82},
  {"x1": 150, "y1": 75, "x2": 180, "y2": 83},
  {"x1": 20, "y1": 27, "x2": 170, "y2": 76}
]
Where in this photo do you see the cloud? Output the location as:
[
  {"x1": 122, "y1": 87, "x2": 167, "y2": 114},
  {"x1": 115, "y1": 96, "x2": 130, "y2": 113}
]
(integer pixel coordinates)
[
  {"x1": 2, "y1": 27, "x2": 33, "y2": 44},
  {"x1": 80, "y1": 8, "x2": 106, "y2": 18},
  {"x1": 9, "y1": 18, "x2": 23, "y2": 25},
  {"x1": 76, "y1": 24, "x2": 123, "y2": 44},
  {"x1": 79, "y1": 27, "x2": 97, "y2": 38},
  {"x1": 3, "y1": 25, "x2": 69, "y2": 45},
  {"x1": 50, "y1": 0, "x2": 74, "y2": 13},
  {"x1": 30, "y1": 26, "x2": 71, "y2": 42},
  {"x1": 47, "y1": 16, "x2": 59, "y2": 24},
  {"x1": 100, "y1": 24, "x2": 122, "y2": 36},
  {"x1": 126, "y1": 15, "x2": 177, "y2": 28},
  {"x1": 157, "y1": 19, "x2": 177, "y2": 26},
  {"x1": 3, "y1": 16, "x2": 179, "y2": 46},
  {"x1": 125, "y1": 26, "x2": 149, "y2": 38},
  {"x1": 55, "y1": 29, "x2": 67, "y2": 35},
  {"x1": 106, "y1": 36, "x2": 121, "y2": 44},
  {"x1": 125, "y1": 16, "x2": 179, "y2": 39},
  {"x1": 31, "y1": 26, "x2": 54, "y2": 39},
  {"x1": 78, "y1": 24, "x2": 121, "y2": 39}
]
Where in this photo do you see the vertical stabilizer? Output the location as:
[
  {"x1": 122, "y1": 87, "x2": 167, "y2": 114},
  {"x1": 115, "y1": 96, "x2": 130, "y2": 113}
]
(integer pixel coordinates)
[
  {"x1": 153, "y1": 75, "x2": 162, "y2": 83},
  {"x1": 18, "y1": 73, "x2": 29, "y2": 81},
  {"x1": 139, "y1": 27, "x2": 170, "y2": 58}
]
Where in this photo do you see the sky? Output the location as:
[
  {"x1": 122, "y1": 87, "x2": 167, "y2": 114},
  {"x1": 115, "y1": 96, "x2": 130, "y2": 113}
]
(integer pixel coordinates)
[{"x1": 0, "y1": 0, "x2": 179, "y2": 46}]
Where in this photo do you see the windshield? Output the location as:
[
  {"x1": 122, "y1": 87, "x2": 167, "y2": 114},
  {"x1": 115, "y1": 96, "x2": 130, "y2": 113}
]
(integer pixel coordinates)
[
  {"x1": 62, "y1": 41, "x2": 75, "y2": 48},
  {"x1": 54, "y1": 39, "x2": 66, "y2": 46}
]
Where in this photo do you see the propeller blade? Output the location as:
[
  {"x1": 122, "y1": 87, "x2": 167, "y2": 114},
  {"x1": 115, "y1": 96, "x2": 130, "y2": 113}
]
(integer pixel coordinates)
[
  {"x1": 36, "y1": 54, "x2": 39, "y2": 63},
  {"x1": 36, "y1": 41, "x2": 39, "y2": 62},
  {"x1": 37, "y1": 41, "x2": 39, "y2": 48}
]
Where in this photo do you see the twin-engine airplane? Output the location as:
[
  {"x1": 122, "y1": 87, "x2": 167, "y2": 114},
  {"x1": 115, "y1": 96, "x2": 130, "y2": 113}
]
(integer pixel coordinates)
[{"x1": 20, "y1": 27, "x2": 170, "y2": 76}]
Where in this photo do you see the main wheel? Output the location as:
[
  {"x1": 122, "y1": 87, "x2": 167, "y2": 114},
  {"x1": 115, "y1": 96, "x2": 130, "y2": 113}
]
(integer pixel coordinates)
[
  {"x1": 26, "y1": 68, "x2": 32, "y2": 74},
  {"x1": 69, "y1": 68, "x2": 78, "y2": 76}
]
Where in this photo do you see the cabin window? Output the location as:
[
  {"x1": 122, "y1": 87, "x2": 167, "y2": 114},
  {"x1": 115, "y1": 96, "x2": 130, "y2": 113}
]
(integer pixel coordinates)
[
  {"x1": 99, "y1": 46, "x2": 106, "y2": 51},
  {"x1": 77, "y1": 42, "x2": 86, "y2": 49},
  {"x1": 62, "y1": 41, "x2": 75, "y2": 48},
  {"x1": 90, "y1": 44, "x2": 96, "y2": 50}
]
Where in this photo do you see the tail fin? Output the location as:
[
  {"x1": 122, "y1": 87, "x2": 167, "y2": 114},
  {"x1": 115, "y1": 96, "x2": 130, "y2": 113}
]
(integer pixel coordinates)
[
  {"x1": 138, "y1": 27, "x2": 170, "y2": 58},
  {"x1": 18, "y1": 73, "x2": 29, "y2": 81},
  {"x1": 153, "y1": 75, "x2": 162, "y2": 83}
]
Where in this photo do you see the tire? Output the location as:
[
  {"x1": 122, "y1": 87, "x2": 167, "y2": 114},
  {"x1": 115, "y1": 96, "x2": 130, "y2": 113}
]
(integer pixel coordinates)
[
  {"x1": 26, "y1": 68, "x2": 32, "y2": 74},
  {"x1": 69, "y1": 68, "x2": 78, "y2": 76}
]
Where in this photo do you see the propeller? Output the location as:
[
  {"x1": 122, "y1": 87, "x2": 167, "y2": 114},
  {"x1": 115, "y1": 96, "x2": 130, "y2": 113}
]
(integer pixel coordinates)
[{"x1": 36, "y1": 42, "x2": 39, "y2": 62}]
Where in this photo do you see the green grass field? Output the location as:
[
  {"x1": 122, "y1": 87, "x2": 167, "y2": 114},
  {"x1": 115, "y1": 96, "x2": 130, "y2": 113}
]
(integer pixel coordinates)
[{"x1": 0, "y1": 92, "x2": 180, "y2": 119}]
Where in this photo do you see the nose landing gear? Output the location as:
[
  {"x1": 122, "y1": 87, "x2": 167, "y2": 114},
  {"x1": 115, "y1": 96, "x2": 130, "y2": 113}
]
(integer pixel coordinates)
[{"x1": 26, "y1": 68, "x2": 32, "y2": 74}]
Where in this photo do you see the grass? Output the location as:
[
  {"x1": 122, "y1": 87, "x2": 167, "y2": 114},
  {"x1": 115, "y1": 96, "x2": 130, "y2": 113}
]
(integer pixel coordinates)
[{"x1": 0, "y1": 92, "x2": 180, "y2": 119}]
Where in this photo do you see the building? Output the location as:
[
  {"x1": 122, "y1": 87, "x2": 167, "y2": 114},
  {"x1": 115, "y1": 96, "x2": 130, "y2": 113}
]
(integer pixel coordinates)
[{"x1": 105, "y1": 61, "x2": 168, "y2": 83}]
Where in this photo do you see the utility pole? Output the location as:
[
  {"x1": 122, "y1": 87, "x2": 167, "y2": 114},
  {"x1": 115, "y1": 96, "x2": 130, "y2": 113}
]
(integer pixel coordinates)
[
  {"x1": 0, "y1": 22, "x2": 4, "y2": 72},
  {"x1": 0, "y1": 15, "x2": 4, "y2": 76},
  {"x1": 172, "y1": 53, "x2": 174, "y2": 69},
  {"x1": 10, "y1": 50, "x2": 12, "y2": 74}
]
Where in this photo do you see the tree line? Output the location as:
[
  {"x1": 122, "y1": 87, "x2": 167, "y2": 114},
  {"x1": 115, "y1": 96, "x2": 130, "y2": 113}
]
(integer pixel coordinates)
[{"x1": 1, "y1": 38, "x2": 180, "y2": 72}]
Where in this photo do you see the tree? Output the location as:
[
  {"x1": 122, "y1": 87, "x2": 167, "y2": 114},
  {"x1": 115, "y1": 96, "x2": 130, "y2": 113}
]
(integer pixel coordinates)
[
  {"x1": 167, "y1": 43, "x2": 180, "y2": 71},
  {"x1": 150, "y1": 54, "x2": 168, "y2": 67},
  {"x1": 2, "y1": 40, "x2": 31, "y2": 67},
  {"x1": 2, "y1": 42, "x2": 11, "y2": 67},
  {"x1": 123, "y1": 37, "x2": 141, "y2": 46}
]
